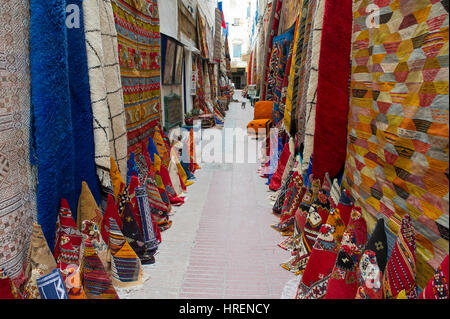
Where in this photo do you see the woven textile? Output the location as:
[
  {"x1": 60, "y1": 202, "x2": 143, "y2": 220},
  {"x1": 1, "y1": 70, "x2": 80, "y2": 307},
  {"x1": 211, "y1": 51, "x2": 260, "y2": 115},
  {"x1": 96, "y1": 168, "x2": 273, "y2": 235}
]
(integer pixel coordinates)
[
  {"x1": 324, "y1": 208, "x2": 368, "y2": 299},
  {"x1": 294, "y1": 0, "x2": 317, "y2": 149},
  {"x1": 108, "y1": 218, "x2": 143, "y2": 287},
  {"x1": 110, "y1": 157, "x2": 126, "y2": 201},
  {"x1": 284, "y1": 0, "x2": 308, "y2": 132},
  {"x1": 273, "y1": 171, "x2": 295, "y2": 216},
  {"x1": 281, "y1": 0, "x2": 302, "y2": 31},
  {"x1": 419, "y1": 254, "x2": 449, "y2": 299},
  {"x1": 80, "y1": 238, "x2": 118, "y2": 299},
  {"x1": 77, "y1": 182, "x2": 104, "y2": 232},
  {"x1": 36, "y1": 269, "x2": 68, "y2": 299},
  {"x1": 153, "y1": 127, "x2": 171, "y2": 168},
  {"x1": 112, "y1": 0, "x2": 162, "y2": 157},
  {"x1": 355, "y1": 250, "x2": 383, "y2": 299},
  {"x1": 262, "y1": 0, "x2": 283, "y2": 100},
  {"x1": 54, "y1": 199, "x2": 82, "y2": 269},
  {"x1": 270, "y1": 142, "x2": 291, "y2": 191},
  {"x1": 121, "y1": 202, "x2": 149, "y2": 263},
  {"x1": 83, "y1": 0, "x2": 129, "y2": 184},
  {"x1": 298, "y1": 0, "x2": 323, "y2": 173},
  {"x1": 136, "y1": 187, "x2": 159, "y2": 251},
  {"x1": 30, "y1": 0, "x2": 101, "y2": 250},
  {"x1": 25, "y1": 223, "x2": 57, "y2": 282},
  {"x1": 197, "y1": 12, "x2": 209, "y2": 59},
  {"x1": 0, "y1": 0, "x2": 36, "y2": 284},
  {"x1": 296, "y1": 208, "x2": 347, "y2": 299},
  {"x1": 365, "y1": 218, "x2": 389, "y2": 273},
  {"x1": 0, "y1": 272, "x2": 21, "y2": 299},
  {"x1": 310, "y1": 0, "x2": 352, "y2": 181},
  {"x1": 80, "y1": 220, "x2": 110, "y2": 273},
  {"x1": 100, "y1": 195, "x2": 123, "y2": 244},
  {"x1": 214, "y1": 9, "x2": 223, "y2": 63},
  {"x1": 343, "y1": 0, "x2": 449, "y2": 288},
  {"x1": 383, "y1": 215, "x2": 417, "y2": 299}
]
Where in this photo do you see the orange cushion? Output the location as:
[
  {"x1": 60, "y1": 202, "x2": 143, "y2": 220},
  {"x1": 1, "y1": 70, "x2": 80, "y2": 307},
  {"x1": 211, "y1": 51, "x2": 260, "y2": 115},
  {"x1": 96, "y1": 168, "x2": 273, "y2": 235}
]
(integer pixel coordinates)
[
  {"x1": 254, "y1": 101, "x2": 274, "y2": 120},
  {"x1": 247, "y1": 119, "x2": 272, "y2": 135}
]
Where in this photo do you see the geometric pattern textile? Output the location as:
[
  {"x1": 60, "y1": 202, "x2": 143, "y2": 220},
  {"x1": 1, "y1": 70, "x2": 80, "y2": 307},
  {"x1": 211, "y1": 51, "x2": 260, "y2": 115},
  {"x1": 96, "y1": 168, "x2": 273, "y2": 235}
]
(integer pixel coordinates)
[
  {"x1": 83, "y1": 0, "x2": 129, "y2": 185},
  {"x1": 0, "y1": 0, "x2": 36, "y2": 284},
  {"x1": 419, "y1": 254, "x2": 449, "y2": 299},
  {"x1": 108, "y1": 218, "x2": 143, "y2": 287},
  {"x1": 112, "y1": 0, "x2": 162, "y2": 157},
  {"x1": 343, "y1": 0, "x2": 449, "y2": 288},
  {"x1": 383, "y1": 214, "x2": 417, "y2": 299},
  {"x1": 324, "y1": 208, "x2": 368, "y2": 299},
  {"x1": 296, "y1": 207, "x2": 348, "y2": 299}
]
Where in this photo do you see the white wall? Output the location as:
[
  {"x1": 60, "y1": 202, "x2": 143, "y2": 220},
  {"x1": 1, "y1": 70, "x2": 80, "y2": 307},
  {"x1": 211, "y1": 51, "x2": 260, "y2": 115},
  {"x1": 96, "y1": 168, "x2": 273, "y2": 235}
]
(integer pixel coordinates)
[{"x1": 158, "y1": 0, "x2": 179, "y2": 40}]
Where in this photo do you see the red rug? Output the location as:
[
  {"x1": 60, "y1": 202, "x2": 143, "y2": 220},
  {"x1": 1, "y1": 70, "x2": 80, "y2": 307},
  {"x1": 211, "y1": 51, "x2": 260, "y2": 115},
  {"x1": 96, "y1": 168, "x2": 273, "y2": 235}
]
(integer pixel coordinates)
[{"x1": 311, "y1": 0, "x2": 352, "y2": 181}]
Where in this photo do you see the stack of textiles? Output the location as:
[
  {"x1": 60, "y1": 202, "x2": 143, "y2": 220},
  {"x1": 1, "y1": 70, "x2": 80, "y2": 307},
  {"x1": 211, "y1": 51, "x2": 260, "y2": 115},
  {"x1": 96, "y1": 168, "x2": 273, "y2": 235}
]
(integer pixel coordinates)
[{"x1": 4, "y1": 126, "x2": 199, "y2": 298}]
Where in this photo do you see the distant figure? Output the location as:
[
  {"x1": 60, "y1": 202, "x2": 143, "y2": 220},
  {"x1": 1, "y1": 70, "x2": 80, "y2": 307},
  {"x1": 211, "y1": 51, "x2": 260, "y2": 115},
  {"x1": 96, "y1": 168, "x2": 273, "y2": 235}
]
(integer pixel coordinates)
[{"x1": 241, "y1": 102, "x2": 246, "y2": 109}]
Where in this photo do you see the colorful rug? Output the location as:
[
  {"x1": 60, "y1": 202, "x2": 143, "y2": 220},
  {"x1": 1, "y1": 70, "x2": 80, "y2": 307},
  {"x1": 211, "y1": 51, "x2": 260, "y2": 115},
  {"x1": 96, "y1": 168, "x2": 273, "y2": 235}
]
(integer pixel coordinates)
[
  {"x1": 343, "y1": 0, "x2": 449, "y2": 289},
  {"x1": 293, "y1": 0, "x2": 317, "y2": 148},
  {"x1": 80, "y1": 238, "x2": 118, "y2": 299},
  {"x1": 419, "y1": 254, "x2": 449, "y2": 299},
  {"x1": 283, "y1": 0, "x2": 306, "y2": 133},
  {"x1": 324, "y1": 208, "x2": 368, "y2": 299},
  {"x1": 383, "y1": 215, "x2": 417, "y2": 299},
  {"x1": 112, "y1": 0, "x2": 162, "y2": 157},
  {"x1": 108, "y1": 218, "x2": 143, "y2": 287},
  {"x1": 262, "y1": 0, "x2": 283, "y2": 100},
  {"x1": 298, "y1": 0, "x2": 323, "y2": 173},
  {"x1": 54, "y1": 199, "x2": 82, "y2": 267},
  {"x1": 296, "y1": 208, "x2": 347, "y2": 299},
  {"x1": 0, "y1": 0, "x2": 36, "y2": 284}
]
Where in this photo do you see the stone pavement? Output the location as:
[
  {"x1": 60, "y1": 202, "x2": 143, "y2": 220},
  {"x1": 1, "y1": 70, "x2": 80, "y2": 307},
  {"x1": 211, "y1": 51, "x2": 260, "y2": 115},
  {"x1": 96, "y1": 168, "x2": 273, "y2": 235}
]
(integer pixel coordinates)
[{"x1": 118, "y1": 91, "x2": 295, "y2": 299}]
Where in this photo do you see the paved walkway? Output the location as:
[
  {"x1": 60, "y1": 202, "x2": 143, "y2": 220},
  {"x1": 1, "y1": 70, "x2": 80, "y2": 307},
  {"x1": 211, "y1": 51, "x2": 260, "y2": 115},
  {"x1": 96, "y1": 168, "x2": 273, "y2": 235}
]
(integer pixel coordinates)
[{"x1": 118, "y1": 91, "x2": 294, "y2": 299}]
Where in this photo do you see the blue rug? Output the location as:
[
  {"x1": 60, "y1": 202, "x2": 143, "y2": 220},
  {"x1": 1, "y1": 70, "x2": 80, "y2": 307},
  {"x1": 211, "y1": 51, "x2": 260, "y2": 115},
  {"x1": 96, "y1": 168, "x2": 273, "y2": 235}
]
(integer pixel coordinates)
[{"x1": 30, "y1": 0, "x2": 100, "y2": 250}]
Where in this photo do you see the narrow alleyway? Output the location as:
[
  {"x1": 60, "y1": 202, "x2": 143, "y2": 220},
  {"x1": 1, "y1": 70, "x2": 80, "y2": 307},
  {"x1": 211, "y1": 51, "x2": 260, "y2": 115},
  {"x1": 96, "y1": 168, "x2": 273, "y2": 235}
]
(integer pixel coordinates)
[{"x1": 118, "y1": 91, "x2": 293, "y2": 299}]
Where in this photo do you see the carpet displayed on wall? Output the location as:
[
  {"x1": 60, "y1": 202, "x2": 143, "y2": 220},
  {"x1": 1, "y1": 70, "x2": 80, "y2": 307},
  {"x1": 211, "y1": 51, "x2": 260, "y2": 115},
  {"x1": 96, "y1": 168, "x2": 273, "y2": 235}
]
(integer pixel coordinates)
[
  {"x1": 0, "y1": 0, "x2": 36, "y2": 284},
  {"x1": 112, "y1": 0, "x2": 162, "y2": 157},
  {"x1": 294, "y1": 0, "x2": 317, "y2": 159},
  {"x1": 343, "y1": 0, "x2": 449, "y2": 289},
  {"x1": 284, "y1": 0, "x2": 307, "y2": 134},
  {"x1": 30, "y1": 0, "x2": 101, "y2": 251},
  {"x1": 310, "y1": 0, "x2": 352, "y2": 181},
  {"x1": 280, "y1": 0, "x2": 303, "y2": 32},
  {"x1": 262, "y1": 0, "x2": 283, "y2": 100},
  {"x1": 83, "y1": 0, "x2": 129, "y2": 184}
]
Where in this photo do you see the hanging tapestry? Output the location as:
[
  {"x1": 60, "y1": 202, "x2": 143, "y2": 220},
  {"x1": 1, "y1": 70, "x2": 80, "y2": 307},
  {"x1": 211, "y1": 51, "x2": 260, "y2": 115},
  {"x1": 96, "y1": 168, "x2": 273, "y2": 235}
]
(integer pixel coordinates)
[
  {"x1": 0, "y1": 0, "x2": 36, "y2": 284},
  {"x1": 83, "y1": 0, "x2": 129, "y2": 186},
  {"x1": 262, "y1": 0, "x2": 283, "y2": 100},
  {"x1": 281, "y1": 0, "x2": 303, "y2": 32},
  {"x1": 284, "y1": 0, "x2": 306, "y2": 133},
  {"x1": 310, "y1": 0, "x2": 352, "y2": 181},
  {"x1": 343, "y1": 0, "x2": 449, "y2": 289},
  {"x1": 294, "y1": 0, "x2": 317, "y2": 149},
  {"x1": 30, "y1": 0, "x2": 101, "y2": 251},
  {"x1": 112, "y1": 0, "x2": 162, "y2": 157},
  {"x1": 163, "y1": 38, "x2": 176, "y2": 85},
  {"x1": 271, "y1": 29, "x2": 295, "y2": 124},
  {"x1": 197, "y1": 11, "x2": 209, "y2": 60},
  {"x1": 297, "y1": 0, "x2": 322, "y2": 174}
]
